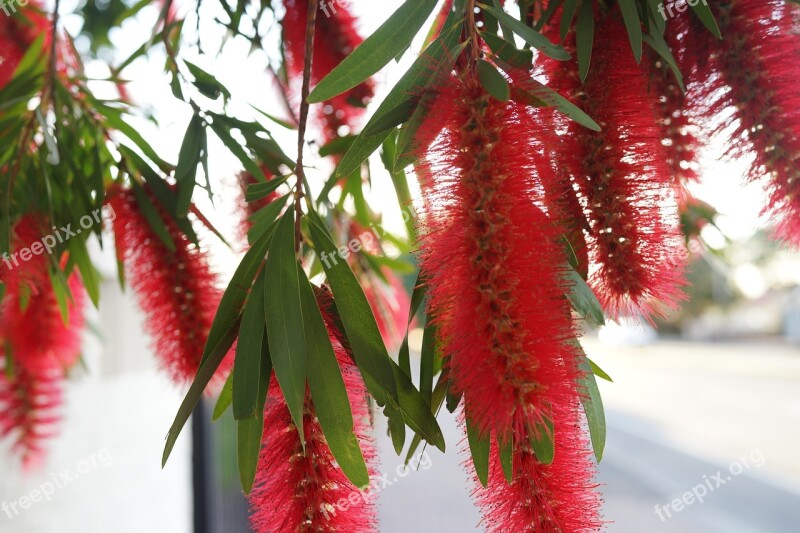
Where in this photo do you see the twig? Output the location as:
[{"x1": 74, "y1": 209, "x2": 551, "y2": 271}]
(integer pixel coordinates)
[{"x1": 294, "y1": 0, "x2": 319, "y2": 254}]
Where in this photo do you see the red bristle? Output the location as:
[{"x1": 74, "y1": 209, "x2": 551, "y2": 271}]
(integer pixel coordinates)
[
  {"x1": 544, "y1": 11, "x2": 686, "y2": 320},
  {"x1": 417, "y1": 73, "x2": 579, "y2": 440},
  {"x1": 282, "y1": 0, "x2": 375, "y2": 143},
  {"x1": 248, "y1": 304, "x2": 377, "y2": 533},
  {"x1": 0, "y1": 365, "x2": 65, "y2": 471},
  {"x1": 470, "y1": 400, "x2": 603, "y2": 533},
  {"x1": 684, "y1": 1, "x2": 800, "y2": 245},
  {"x1": 0, "y1": 3, "x2": 50, "y2": 87},
  {"x1": 106, "y1": 186, "x2": 232, "y2": 386},
  {"x1": 0, "y1": 216, "x2": 86, "y2": 375}
]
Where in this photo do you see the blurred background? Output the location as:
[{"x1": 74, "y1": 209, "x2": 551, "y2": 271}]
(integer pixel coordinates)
[{"x1": 2, "y1": 0, "x2": 800, "y2": 532}]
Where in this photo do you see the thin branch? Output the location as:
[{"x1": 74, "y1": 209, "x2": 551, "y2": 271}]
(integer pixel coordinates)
[{"x1": 294, "y1": 0, "x2": 319, "y2": 254}]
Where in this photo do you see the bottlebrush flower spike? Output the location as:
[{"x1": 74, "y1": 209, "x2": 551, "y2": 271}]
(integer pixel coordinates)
[
  {"x1": 0, "y1": 2, "x2": 50, "y2": 87},
  {"x1": 471, "y1": 400, "x2": 602, "y2": 532},
  {"x1": 417, "y1": 72, "x2": 579, "y2": 440},
  {"x1": 682, "y1": 0, "x2": 800, "y2": 245},
  {"x1": 248, "y1": 296, "x2": 377, "y2": 533},
  {"x1": 0, "y1": 216, "x2": 86, "y2": 375},
  {"x1": 544, "y1": 10, "x2": 685, "y2": 320},
  {"x1": 106, "y1": 186, "x2": 232, "y2": 386},
  {"x1": 0, "y1": 365, "x2": 64, "y2": 470},
  {"x1": 281, "y1": 0, "x2": 375, "y2": 143}
]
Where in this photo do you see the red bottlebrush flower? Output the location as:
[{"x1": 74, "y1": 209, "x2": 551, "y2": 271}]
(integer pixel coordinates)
[
  {"x1": 248, "y1": 299, "x2": 377, "y2": 533},
  {"x1": 417, "y1": 73, "x2": 579, "y2": 440},
  {"x1": 544, "y1": 10, "x2": 686, "y2": 320},
  {"x1": 0, "y1": 365, "x2": 64, "y2": 470},
  {"x1": 281, "y1": 0, "x2": 375, "y2": 143},
  {"x1": 651, "y1": 60, "x2": 702, "y2": 206},
  {"x1": 106, "y1": 186, "x2": 232, "y2": 386},
  {"x1": 0, "y1": 4, "x2": 50, "y2": 87},
  {"x1": 682, "y1": 1, "x2": 800, "y2": 245},
  {"x1": 471, "y1": 400, "x2": 602, "y2": 532},
  {"x1": 0, "y1": 216, "x2": 86, "y2": 375}
]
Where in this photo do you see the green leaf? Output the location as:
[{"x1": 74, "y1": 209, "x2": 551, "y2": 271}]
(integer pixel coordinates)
[
  {"x1": 506, "y1": 72, "x2": 600, "y2": 131},
  {"x1": 199, "y1": 228, "x2": 273, "y2": 367},
  {"x1": 307, "y1": 212, "x2": 398, "y2": 405},
  {"x1": 264, "y1": 210, "x2": 308, "y2": 445},
  {"x1": 577, "y1": 344, "x2": 606, "y2": 462},
  {"x1": 308, "y1": 0, "x2": 439, "y2": 103},
  {"x1": 233, "y1": 272, "x2": 267, "y2": 420},
  {"x1": 565, "y1": 267, "x2": 605, "y2": 326},
  {"x1": 163, "y1": 324, "x2": 239, "y2": 467},
  {"x1": 336, "y1": 12, "x2": 464, "y2": 177},
  {"x1": 245, "y1": 175, "x2": 290, "y2": 203},
  {"x1": 391, "y1": 361, "x2": 446, "y2": 452},
  {"x1": 528, "y1": 417, "x2": 555, "y2": 465},
  {"x1": 576, "y1": 0, "x2": 595, "y2": 82},
  {"x1": 589, "y1": 357, "x2": 613, "y2": 382},
  {"x1": 466, "y1": 410, "x2": 490, "y2": 487},
  {"x1": 301, "y1": 273, "x2": 369, "y2": 488},
  {"x1": 643, "y1": 28, "x2": 685, "y2": 92},
  {"x1": 478, "y1": 3, "x2": 571, "y2": 61},
  {"x1": 419, "y1": 318, "x2": 437, "y2": 405},
  {"x1": 174, "y1": 114, "x2": 205, "y2": 217},
  {"x1": 477, "y1": 60, "x2": 511, "y2": 102},
  {"x1": 690, "y1": 1, "x2": 721, "y2": 39},
  {"x1": 403, "y1": 374, "x2": 450, "y2": 464},
  {"x1": 480, "y1": 32, "x2": 534, "y2": 70},
  {"x1": 185, "y1": 61, "x2": 232, "y2": 101},
  {"x1": 237, "y1": 413, "x2": 264, "y2": 494},
  {"x1": 618, "y1": 0, "x2": 643, "y2": 62},
  {"x1": 212, "y1": 372, "x2": 234, "y2": 421},
  {"x1": 560, "y1": 0, "x2": 579, "y2": 41}
]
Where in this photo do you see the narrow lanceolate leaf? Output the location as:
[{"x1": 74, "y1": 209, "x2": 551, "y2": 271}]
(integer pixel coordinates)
[
  {"x1": 477, "y1": 59, "x2": 511, "y2": 102},
  {"x1": 528, "y1": 417, "x2": 555, "y2": 465},
  {"x1": 391, "y1": 361, "x2": 446, "y2": 452},
  {"x1": 589, "y1": 358, "x2": 613, "y2": 382},
  {"x1": 689, "y1": 1, "x2": 722, "y2": 38},
  {"x1": 163, "y1": 324, "x2": 239, "y2": 467},
  {"x1": 200, "y1": 228, "x2": 272, "y2": 366},
  {"x1": 566, "y1": 267, "x2": 605, "y2": 327},
  {"x1": 213, "y1": 372, "x2": 234, "y2": 421},
  {"x1": 174, "y1": 113, "x2": 205, "y2": 217},
  {"x1": 307, "y1": 212, "x2": 397, "y2": 406},
  {"x1": 466, "y1": 411, "x2": 490, "y2": 487},
  {"x1": 576, "y1": 0, "x2": 595, "y2": 82},
  {"x1": 336, "y1": 11, "x2": 464, "y2": 177},
  {"x1": 245, "y1": 175, "x2": 290, "y2": 203},
  {"x1": 478, "y1": 3, "x2": 571, "y2": 61},
  {"x1": 233, "y1": 272, "x2": 267, "y2": 420},
  {"x1": 307, "y1": 0, "x2": 439, "y2": 103},
  {"x1": 505, "y1": 70, "x2": 600, "y2": 131},
  {"x1": 300, "y1": 273, "x2": 369, "y2": 488},
  {"x1": 618, "y1": 0, "x2": 643, "y2": 62},
  {"x1": 577, "y1": 344, "x2": 606, "y2": 462},
  {"x1": 238, "y1": 413, "x2": 264, "y2": 494},
  {"x1": 264, "y1": 210, "x2": 308, "y2": 445}
]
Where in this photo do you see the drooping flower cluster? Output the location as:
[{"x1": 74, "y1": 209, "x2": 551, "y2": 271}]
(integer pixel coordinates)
[
  {"x1": 417, "y1": 71, "x2": 602, "y2": 530},
  {"x1": 677, "y1": 0, "x2": 800, "y2": 245},
  {"x1": 248, "y1": 293, "x2": 378, "y2": 532},
  {"x1": 106, "y1": 186, "x2": 232, "y2": 386},
  {"x1": 0, "y1": 216, "x2": 85, "y2": 469},
  {"x1": 544, "y1": 8, "x2": 686, "y2": 320},
  {"x1": 0, "y1": 2, "x2": 50, "y2": 87}
]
